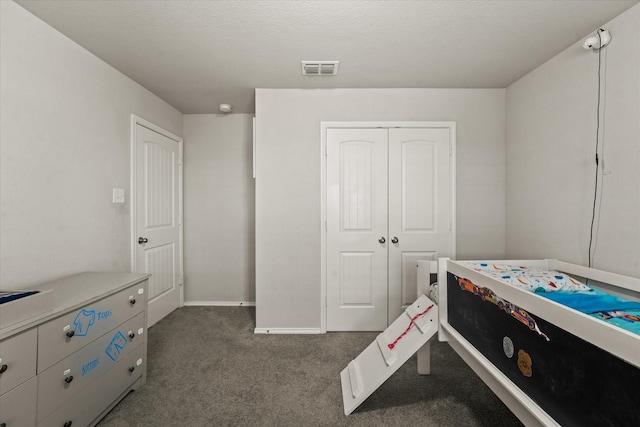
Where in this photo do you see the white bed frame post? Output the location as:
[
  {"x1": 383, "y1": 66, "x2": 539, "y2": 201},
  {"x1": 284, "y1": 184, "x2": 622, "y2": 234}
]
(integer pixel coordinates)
[{"x1": 416, "y1": 260, "x2": 439, "y2": 374}]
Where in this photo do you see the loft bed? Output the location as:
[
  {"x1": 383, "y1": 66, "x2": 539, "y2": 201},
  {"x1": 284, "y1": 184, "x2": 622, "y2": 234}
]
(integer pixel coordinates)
[{"x1": 433, "y1": 258, "x2": 640, "y2": 427}]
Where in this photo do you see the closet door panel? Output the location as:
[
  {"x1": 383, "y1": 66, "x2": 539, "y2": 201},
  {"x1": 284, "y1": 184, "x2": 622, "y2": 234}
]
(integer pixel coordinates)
[
  {"x1": 327, "y1": 128, "x2": 388, "y2": 331},
  {"x1": 388, "y1": 128, "x2": 451, "y2": 322}
]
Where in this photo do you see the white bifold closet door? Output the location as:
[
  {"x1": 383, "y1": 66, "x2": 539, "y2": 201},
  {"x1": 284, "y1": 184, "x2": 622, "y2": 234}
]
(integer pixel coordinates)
[{"x1": 327, "y1": 127, "x2": 451, "y2": 331}]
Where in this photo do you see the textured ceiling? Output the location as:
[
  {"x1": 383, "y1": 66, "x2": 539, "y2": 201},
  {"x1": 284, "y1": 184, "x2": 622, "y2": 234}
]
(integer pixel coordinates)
[{"x1": 15, "y1": 0, "x2": 639, "y2": 114}]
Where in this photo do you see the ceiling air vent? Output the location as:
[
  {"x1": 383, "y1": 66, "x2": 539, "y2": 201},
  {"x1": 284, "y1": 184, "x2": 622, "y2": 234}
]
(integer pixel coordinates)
[{"x1": 301, "y1": 61, "x2": 339, "y2": 76}]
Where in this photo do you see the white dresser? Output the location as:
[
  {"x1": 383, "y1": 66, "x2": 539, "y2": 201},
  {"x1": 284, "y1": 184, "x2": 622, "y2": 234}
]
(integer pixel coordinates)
[{"x1": 0, "y1": 272, "x2": 149, "y2": 427}]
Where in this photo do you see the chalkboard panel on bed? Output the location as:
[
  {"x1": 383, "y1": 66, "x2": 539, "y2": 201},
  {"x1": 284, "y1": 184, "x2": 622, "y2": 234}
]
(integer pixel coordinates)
[{"x1": 447, "y1": 271, "x2": 639, "y2": 427}]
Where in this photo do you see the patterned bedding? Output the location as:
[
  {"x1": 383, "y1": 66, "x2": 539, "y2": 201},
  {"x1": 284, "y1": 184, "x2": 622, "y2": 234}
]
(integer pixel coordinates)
[{"x1": 461, "y1": 262, "x2": 640, "y2": 334}]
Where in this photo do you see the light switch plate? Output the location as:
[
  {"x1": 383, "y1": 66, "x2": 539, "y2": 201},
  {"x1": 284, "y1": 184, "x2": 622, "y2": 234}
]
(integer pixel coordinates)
[{"x1": 112, "y1": 188, "x2": 125, "y2": 204}]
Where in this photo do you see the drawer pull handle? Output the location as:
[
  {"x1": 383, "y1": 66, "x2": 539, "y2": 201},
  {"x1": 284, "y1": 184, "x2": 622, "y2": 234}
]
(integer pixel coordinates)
[
  {"x1": 64, "y1": 421, "x2": 73, "y2": 427},
  {"x1": 0, "y1": 364, "x2": 7, "y2": 374},
  {"x1": 129, "y1": 332, "x2": 135, "y2": 339},
  {"x1": 129, "y1": 298, "x2": 136, "y2": 305},
  {"x1": 64, "y1": 375, "x2": 74, "y2": 384},
  {"x1": 128, "y1": 366, "x2": 135, "y2": 373},
  {"x1": 66, "y1": 330, "x2": 75, "y2": 338}
]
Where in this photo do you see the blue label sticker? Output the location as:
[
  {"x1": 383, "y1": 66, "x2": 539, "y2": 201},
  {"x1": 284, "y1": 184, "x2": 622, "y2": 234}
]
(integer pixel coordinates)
[
  {"x1": 105, "y1": 331, "x2": 128, "y2": 361},
  {"x1": 97, "y1": 310, "x2": 112, "y2": 320},
  {"x1": 73, "y1": 309, "x2": 96, "y2": 336},
  {"x1": 81, "y1": 357, "x2": 100, "y2": 376}
]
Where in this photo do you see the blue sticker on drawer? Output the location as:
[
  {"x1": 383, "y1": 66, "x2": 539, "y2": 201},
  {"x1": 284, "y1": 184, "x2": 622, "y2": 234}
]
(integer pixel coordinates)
[
  {"x1": 73, "y1": 309, "x2": 96, "y2": 336},
  {"x1": 105, "y1": 331, "x2": 128, "y2": 361},
  {"x1": 72, "y1": 308, "x2": 113, "y2": 336},
  {"x1": 81, "y1": 357, "x2": 100, "y2": 376}
]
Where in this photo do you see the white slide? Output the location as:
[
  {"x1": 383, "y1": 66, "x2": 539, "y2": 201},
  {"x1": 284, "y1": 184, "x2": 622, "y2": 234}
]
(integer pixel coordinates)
[{"x1": 340, "y1": 294, "x2": 439, "y2": 415}]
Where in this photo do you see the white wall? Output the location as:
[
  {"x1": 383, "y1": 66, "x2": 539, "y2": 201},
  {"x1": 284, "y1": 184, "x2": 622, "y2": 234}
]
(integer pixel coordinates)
[
  {"x1": 183, "y1": 114, "x2": 255, "y2": 304},
  {"x1": 255, "y1": 88, "x2": 506, "y2": 331},
  {"x1": 0, "y1": 1, "x2": 183, "y2": 288},
  {"x1": 506, "y1": 4, "x2": 640, "y2": 278}
]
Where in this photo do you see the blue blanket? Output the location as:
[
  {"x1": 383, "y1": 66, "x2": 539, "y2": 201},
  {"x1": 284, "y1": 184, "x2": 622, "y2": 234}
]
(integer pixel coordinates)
[
  {"x1": 539, "y1": 291, "x2": 640, "y2": 313},
  {"x1": 539, "y1": 290, "x2": 640, "y2": 334}
]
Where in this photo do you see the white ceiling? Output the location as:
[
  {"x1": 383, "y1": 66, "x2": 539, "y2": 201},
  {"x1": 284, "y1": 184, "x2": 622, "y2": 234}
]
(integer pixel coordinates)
[{"x1": 15, "y1": 0, "x2": 638, "y2": 114}]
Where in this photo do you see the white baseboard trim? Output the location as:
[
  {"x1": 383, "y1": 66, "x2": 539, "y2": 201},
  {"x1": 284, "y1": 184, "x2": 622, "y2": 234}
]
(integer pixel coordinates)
[
  {"x1": 254, "y1": 328, "x2": 323, "y2": 335},
  {"x1": 183, "y1": 301, "x2": 256, "y2": 307}
]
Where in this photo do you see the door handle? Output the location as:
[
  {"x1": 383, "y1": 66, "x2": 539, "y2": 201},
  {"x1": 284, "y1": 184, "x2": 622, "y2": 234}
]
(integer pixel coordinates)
[
  {"x1": 391, "y1": 237, "x2": 399, "y2": 244},
  {"x1": 138, "y1": 237, "x2": 148, "y2": 244},
  {"x1": 378, "y1": 237, "x2": 386, "y2": 244}
]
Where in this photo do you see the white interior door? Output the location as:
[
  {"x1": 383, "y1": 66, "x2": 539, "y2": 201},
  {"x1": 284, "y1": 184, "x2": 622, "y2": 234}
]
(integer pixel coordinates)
[
  {"x1": 326, "y1": 125, "x2": 453, "y2": 331},
  {"x1": 134, "y1": 122, "x2": 182, "y2": 327},
  {"x1": 387, "y1": 128, "x2": 451, "y2": 322},
  {"x1": 326, "y1": 128, "x2": 389, "y2": 331}
]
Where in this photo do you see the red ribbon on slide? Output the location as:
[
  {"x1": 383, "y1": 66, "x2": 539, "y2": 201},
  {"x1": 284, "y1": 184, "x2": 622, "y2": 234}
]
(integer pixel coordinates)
[{"x1": 388, "y1": 304, "x2": 434, "y2": 350}]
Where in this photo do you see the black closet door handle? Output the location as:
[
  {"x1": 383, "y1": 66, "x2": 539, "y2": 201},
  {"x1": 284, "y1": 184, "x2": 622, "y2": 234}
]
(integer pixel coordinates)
[{"x1": 0, "y1": 364, "x2": 8, "y2": 374}]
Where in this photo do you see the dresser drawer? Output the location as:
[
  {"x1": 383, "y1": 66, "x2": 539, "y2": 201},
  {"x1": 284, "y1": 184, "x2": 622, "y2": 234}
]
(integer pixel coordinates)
[
  {"x1": 37, "y1": 312, "x2": 145, "y2": 422},
  {"x1": 38, "y1": 282, "x2": 146, "y2": 372},
  {"x1": 37, "y1": 344, "x2": 144, "y2": 427},
  {"x1": 0, "y1": 328, "x2": 37, "y2": 395},
  {"x1": 0, "y1": 375, "x2": 37, "y2": 427}
]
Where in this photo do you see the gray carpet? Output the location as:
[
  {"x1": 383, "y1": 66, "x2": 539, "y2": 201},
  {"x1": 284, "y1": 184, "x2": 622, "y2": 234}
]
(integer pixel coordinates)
[{"x1": 97, "y1": 306, "x2": 523, "y2": 427}]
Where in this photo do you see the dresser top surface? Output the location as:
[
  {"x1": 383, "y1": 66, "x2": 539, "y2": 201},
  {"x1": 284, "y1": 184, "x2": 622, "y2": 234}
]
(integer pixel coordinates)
[{"x1": 1, "y1": 272, "x2": 149, "y2": 339}]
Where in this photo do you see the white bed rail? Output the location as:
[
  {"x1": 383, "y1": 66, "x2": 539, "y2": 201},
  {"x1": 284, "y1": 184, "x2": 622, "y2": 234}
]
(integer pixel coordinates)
[
  {"x1": 437, "y1": 257, "x2": 640, "y2": 427},
  {"x1": 439, "y1": 258, "x2": 640, "y2": 368}
]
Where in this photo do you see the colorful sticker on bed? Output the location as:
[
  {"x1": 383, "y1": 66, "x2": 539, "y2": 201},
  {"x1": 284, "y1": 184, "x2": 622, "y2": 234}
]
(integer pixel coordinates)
[{"x1": 457, "y1": 276, "x2": 550, "y2": 341}]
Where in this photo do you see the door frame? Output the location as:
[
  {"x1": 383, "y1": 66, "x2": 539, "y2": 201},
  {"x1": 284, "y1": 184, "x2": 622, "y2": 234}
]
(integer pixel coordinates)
[
  {"x1": 320, "y1": 121, "x2": 457, "y2": 333},
  {"x1": 130, "y1": 114, "x2": 185, "y2": 309}
]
